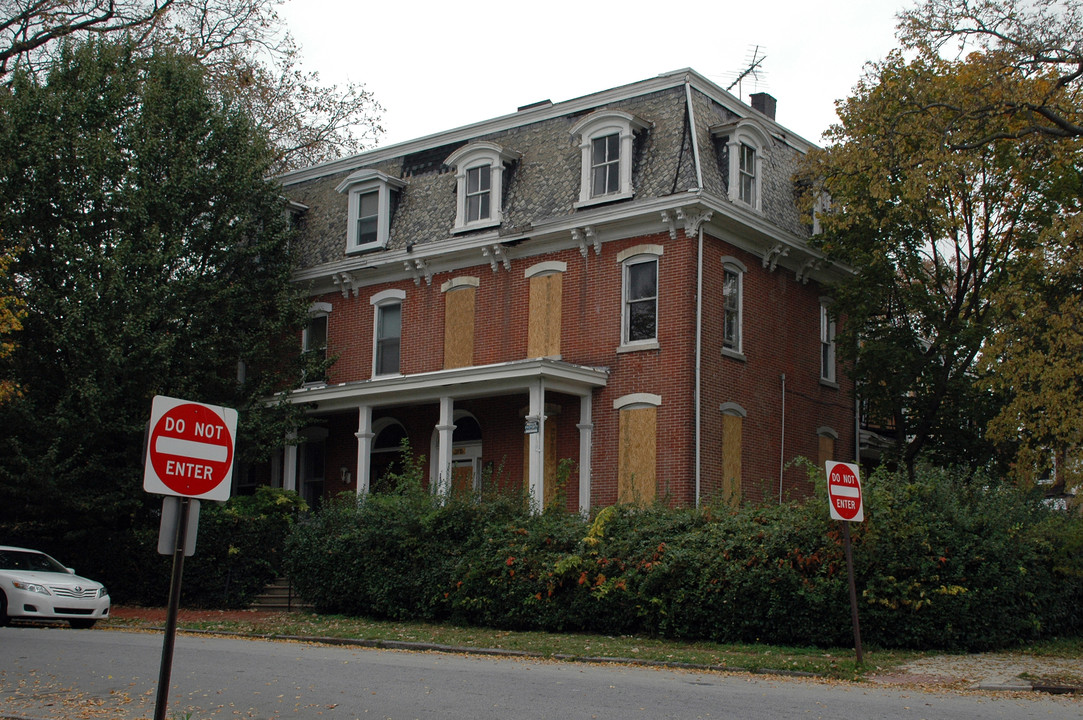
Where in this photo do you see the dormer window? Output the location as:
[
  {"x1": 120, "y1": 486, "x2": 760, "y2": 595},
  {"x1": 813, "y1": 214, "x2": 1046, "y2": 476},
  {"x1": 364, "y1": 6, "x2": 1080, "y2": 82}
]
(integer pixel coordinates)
[
  {"x1": 445, "y1": 142, "x2": 519, "y2": 233},
  {"x1": 335, "y1": 169, "x2": 406, "y2": 253},
  {"x1": 571, "y1": 110, "x2": 649, "y2": 208},
  {"x1": 711, "y1": 118, "x2": 770, "y2": 213}
]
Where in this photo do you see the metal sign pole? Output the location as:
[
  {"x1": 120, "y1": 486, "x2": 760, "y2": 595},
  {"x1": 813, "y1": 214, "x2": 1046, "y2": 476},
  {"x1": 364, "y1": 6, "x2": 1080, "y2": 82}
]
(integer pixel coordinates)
[
  {"x1": 153, "y1": 496, "x2": 191, "y2": 720},
  {"x1": 841, "y1": 520, "x2": 864, "y2": 665}
]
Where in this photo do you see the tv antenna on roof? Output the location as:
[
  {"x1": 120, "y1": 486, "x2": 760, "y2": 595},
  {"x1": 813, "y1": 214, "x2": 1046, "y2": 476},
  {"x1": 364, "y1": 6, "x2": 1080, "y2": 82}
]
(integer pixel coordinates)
[{"x1": 725, "y1": 45, "x2": 767, "y2": 101}]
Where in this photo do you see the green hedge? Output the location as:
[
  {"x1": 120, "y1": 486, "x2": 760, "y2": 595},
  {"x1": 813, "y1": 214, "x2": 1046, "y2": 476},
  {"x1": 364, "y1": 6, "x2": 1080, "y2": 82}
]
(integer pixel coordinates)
[
  {"x1": 282, "y1": 465, "x2": 1083, "y2": 650},
  {"x1": 116, "y1": 487, "x2": 304, "y2": 607}
]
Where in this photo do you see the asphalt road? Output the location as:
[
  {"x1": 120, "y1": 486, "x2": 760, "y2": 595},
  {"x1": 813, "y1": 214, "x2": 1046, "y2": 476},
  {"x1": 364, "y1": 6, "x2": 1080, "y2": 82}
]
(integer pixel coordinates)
[{"x1": 1, "y1": 625, "x2": 1080, "y2": 719}]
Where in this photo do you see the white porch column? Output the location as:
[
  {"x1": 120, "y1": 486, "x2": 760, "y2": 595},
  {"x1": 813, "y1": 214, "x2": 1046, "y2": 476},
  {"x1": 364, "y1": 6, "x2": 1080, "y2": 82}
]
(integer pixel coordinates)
[
  {"x1": 577, "y1": 392, "x2": 594, "y2": 515},
  {"x1": 527, "y1": 379, "x2": 546, "y2": 511},
  {"x1": 355, "y1": 405, "x2": 373, "y2": 496},
  {"x1": 283, "y1": 430, "x2": 298, "y2": 493},
  {"x1": 435, "y1": 396, "x2": 455, "y2": 497}
]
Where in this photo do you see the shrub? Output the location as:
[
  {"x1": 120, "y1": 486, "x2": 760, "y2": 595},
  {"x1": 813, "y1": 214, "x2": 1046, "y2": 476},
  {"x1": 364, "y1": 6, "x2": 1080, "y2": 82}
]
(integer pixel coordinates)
[{"x1": 283, "y1": 462, "x2": 1083, "y2": 650}]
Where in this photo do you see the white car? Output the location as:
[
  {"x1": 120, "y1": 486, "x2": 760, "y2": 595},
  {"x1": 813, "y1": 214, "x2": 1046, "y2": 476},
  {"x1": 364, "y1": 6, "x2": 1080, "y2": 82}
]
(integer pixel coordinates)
[{"x1": 0, "y1": 545, "x2": 110, "y2": 628}]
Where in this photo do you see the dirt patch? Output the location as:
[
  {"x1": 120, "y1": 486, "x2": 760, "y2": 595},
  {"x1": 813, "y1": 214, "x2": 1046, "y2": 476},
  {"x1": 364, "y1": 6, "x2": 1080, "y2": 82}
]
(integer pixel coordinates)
[{"x1": 109, "y1": 605, "x2": 286, "y2": 623}]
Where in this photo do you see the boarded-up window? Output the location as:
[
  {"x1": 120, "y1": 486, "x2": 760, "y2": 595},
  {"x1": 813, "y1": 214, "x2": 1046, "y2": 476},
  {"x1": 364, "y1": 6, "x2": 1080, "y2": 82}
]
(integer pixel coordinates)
[
  {"x1": 443, "y1": 286, "x2": 475, "y2": 369},
  {"x1": 722, "y1": 413, "x2": 742, "y2": 506},
  {"x1": 527, "y1": 272, "x2": 562, "y2": 358},
  {"x1": 617, "y1": 407, "x2": 656, "y2": 504},
  {"x1": 818, "y1": 431, "x2": 836, "y2": 469}
]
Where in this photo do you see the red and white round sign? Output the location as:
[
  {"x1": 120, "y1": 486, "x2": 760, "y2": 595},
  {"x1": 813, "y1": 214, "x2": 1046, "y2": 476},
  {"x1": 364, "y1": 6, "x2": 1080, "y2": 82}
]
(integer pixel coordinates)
[
  {"x1": 144, "y1": 395, "x2": 237, "y2": 501},
  {"x1": 826, "y1": 460, "x2": 863, "y2": 522}
]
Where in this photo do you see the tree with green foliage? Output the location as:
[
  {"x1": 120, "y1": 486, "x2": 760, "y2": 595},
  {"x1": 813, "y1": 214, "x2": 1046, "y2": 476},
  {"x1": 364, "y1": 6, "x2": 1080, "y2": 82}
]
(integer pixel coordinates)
[
  {"x1": 898, "y1": 0, "x2": 1082, "y2": 144},
  {"x1": 0, "y1": 0, "x2": 382, "y2": 169},
  {"x1": 801, "y1": 48, "x2": 1083, "y2": 475},
  {"x1": 0, "y1": 38, "x2": 310, "y2": 584},
  {"x1": 982, "y1": 213, "x2": 1083, "y2": 491},
  {"x1": 0, "y1": 242, "x2": 22, "y2": 403}
]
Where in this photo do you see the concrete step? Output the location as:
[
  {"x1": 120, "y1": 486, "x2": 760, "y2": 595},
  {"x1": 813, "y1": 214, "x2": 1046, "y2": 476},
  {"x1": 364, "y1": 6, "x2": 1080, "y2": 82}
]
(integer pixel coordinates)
[{"x1": 249, "y1": 578, "x2": 312, "y2": 611}]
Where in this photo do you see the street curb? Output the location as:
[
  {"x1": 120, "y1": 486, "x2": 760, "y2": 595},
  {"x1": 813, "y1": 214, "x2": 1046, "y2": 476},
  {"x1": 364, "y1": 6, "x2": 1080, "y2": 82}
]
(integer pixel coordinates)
[{"x1": 105, "y1": 624, "x2": 1083, "y2": 695}]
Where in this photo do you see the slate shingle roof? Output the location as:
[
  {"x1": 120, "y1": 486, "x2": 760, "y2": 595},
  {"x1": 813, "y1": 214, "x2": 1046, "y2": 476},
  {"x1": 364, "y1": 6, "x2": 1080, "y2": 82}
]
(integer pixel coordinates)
[{"x1": 284, "y1": 76, "x2": 812, "y2": 271}]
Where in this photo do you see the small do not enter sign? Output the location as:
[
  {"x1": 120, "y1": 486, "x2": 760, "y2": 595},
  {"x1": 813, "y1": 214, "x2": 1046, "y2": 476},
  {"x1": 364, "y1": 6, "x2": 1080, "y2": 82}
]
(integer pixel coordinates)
[
  {"x1": 826, "y1": 460, "x2": 863, "y2": 522},
  {"x1": 144, "y1": 395, "x2": 237, "y2": 502}
]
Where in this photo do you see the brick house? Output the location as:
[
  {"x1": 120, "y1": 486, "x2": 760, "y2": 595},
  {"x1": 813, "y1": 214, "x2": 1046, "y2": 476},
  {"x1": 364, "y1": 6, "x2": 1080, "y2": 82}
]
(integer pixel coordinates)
[{"x1": 264, "y1": 69, "x2": 855, "y2": 511}]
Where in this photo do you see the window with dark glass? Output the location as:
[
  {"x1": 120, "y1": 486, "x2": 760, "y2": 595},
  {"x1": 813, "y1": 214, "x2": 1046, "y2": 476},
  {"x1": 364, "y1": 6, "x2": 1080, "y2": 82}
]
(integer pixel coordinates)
[
  {"x1": 738, "y1": 143, "x2": 756, "y2": 206},
  {"x1": 723, "y1": 267, "x2": 741, "y2": 351},
  {"x1": 357, "y1": 190, "x2": 379, "y2": 247},
  {"x1": 303, "y1": 315, "x2": 328, "y2": 382},
  {"x1": 466, "y1": 165, "x2": 491, "y2": 222},
  {"x1": 375, "y1": 302, "x2": 401, "y2": 376},
  {"x1": 591, "y1": 133, "x2": 620, "y2": 197},
  {"x1": 625, "y1": 258, "x2": 657, "y2": 343}
]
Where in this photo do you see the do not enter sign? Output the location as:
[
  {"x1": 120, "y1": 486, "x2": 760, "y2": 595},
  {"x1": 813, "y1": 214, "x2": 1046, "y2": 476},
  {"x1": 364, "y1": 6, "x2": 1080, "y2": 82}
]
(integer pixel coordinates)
[
  {"x1": 144, "y1": 395, "x2": 238, "y2": 502},
  {"x1": 826, "y1": 460, "x2": 863, "y2": 522}
]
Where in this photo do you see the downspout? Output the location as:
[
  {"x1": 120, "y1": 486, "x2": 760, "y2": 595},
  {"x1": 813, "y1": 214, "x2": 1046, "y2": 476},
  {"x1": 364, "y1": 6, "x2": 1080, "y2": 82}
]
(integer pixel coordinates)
[
  {"x1": 685, "y1": 78, "x2": 705, "y2": 505},
  {"x1": 779, "y1": 373, "x2": 786, "y2": 503}
]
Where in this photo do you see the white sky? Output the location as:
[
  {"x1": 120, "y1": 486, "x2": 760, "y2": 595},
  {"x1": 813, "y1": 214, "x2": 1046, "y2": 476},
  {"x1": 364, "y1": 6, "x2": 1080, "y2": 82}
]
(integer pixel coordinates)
[{"x1": 279, "y1": 0, "x2": 907, "y2": 151}]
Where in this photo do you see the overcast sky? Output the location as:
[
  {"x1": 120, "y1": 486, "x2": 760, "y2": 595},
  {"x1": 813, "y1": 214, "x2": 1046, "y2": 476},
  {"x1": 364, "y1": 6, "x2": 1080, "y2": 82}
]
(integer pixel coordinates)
[{"x1": 279, "y1": 0, "x2": 908, "y2": 151}]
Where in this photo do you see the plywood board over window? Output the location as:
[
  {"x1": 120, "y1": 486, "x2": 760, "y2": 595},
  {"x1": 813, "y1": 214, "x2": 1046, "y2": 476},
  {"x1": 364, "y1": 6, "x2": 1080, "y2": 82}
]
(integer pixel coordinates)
[
  {"x1": 817, "y1": 426, "x2": 838, "y2": 469},
  {"x1": 442, "y1": 280, "x2": 477, "y2": 369},
  {"x1": 720, "y1": 402, "x2": 746, "y2": 506},
  {"x1": 617, "y1": 407, "x2": 656, "y2": 504},
  {"x1": 527, "y1": 272, "x2": 562, "y2": 358}
]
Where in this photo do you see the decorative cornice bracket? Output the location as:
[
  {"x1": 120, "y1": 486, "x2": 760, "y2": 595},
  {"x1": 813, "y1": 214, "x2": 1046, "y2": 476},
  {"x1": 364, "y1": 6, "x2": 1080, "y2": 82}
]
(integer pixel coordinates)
[
  {"x1": 763, "y1": 243, "x2": 789, "y2": 272},
  {"x1": 571, "y1": 227, "x2": 601, "y2": 257},
  {"x1": 661, "y1": 210, "x2": 679, "y2": 239},
  {"x1": 332, "y1": 272, "x2": 356, "y2": 298},
  {"x1": 404, "y1": 258, "x2": 432, "y2": 286},
  {"x1": 796, "y1": 258, "x2": 822, "y2": 284},
  {"x1": 481, "y1": 244, "x2": 511, "y2": 272}
]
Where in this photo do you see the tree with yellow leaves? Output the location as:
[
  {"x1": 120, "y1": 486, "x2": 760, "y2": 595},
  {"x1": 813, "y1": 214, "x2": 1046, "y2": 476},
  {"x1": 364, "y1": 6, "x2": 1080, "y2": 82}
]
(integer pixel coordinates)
[{"x1": 0, "y1": 243, "x2": 23, "y2": 403}]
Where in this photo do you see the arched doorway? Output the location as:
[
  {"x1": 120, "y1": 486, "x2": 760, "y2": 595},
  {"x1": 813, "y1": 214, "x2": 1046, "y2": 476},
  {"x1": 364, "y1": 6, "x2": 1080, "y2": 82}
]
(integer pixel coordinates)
[
  {"x1": 431, "y1": 411, "x2": 482, "y2": 495},
  {"x1": 370, "y1": 418, "x2": 409, "y2": 493}
]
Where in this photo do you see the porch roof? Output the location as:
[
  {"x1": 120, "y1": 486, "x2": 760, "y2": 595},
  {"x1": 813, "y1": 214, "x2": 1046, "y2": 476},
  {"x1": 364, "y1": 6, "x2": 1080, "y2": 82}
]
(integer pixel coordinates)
[{"x1": 284, "y1": 358, "x2": 610, "y2": 414}]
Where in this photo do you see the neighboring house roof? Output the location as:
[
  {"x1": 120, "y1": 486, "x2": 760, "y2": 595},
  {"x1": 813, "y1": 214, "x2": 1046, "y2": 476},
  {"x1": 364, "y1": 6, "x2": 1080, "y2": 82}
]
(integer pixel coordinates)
[{"x1": 280, "y1": 68, "x2": 843, "y2": 294}]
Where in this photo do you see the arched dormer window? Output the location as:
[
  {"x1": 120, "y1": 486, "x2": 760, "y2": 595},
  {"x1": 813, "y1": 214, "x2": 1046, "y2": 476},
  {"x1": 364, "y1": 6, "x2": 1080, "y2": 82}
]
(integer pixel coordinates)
[
  {"x1": 571, "y1": 110, "x2": 650, "y2": 208},
  {"x1": 445, "y1": 142, "x2": 519, "y2": 233},
  {"x1": 710, "y1": 118, "x2": 771, "y2": 212},
  {"x1": 335, "y1": 169, "x2": 406, "y2": 254}
]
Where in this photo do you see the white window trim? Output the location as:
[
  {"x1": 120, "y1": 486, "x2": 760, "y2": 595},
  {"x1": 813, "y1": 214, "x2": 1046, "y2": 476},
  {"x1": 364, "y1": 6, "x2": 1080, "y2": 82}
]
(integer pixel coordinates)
[
  {"x1": 445, "y1": 142, "x2": 519, "y2": 234},
  {"x1": 614, "y1": 393, "x2": 662, "y2": 410},
  {"x1": 371, "y1": 289, "x2": 406, "y2": 378},
  {"x1": 571, "y1": 110, "x2": 649, "y2": 209},
  {"x1": 721, "y1": 256, "x2": 745, "y2": 359},
  {"x1": 710, "y1": 118, "x2": 770, "y2": 213},
  {"x1": 336, "y1": 169, "x2": 406, "y2": 254},
  {"x1": 618, "y1": 246, "x2": 663, "y2": 351},
  {"x1": 820, "y1": 299, "x2": 837, "y2": 385},
  {"x1": 525, "y1": 261, "x2": 567, "y2": 278},
  {"x1": 302, "y1": 302, "x2": 331, "y2": 387}
]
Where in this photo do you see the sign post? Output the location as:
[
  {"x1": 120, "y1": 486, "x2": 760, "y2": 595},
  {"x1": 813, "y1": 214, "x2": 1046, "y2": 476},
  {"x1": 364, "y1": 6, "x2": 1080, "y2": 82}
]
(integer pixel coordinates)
[
  {"x1": 144, "y1": 395, "x2": 237, "y2": 720},
  {"x1": 826, "y1": 460, "x2": 864, "y2": 665}
]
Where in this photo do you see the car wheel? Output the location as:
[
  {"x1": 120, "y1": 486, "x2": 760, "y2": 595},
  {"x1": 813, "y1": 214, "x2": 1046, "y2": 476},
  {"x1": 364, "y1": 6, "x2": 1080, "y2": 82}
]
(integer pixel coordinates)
[
  {"x1": 69, "y1": 619, "x2": 96, "y2": 629},
  {"x1": 0, "y1": 591, "x2": 9, "y2": 626}
]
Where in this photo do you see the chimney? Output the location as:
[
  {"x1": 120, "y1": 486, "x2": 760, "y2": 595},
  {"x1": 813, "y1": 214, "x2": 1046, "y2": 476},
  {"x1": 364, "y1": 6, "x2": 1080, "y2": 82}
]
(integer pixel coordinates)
[{"x1": 750, "y1": 92, "x2": 776, "y2": 120}]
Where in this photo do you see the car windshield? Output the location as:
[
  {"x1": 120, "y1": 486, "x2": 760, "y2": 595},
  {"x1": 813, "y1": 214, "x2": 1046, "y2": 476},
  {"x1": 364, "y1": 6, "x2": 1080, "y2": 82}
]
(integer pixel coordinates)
[{"x1": 0, "y1": 549, "x2": 69, "y2": 573}]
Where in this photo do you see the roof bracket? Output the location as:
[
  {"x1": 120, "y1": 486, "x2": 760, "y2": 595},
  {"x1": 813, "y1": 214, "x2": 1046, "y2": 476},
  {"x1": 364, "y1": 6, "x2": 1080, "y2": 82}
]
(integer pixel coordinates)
[
  {"x1": 572, "y1": 226, "x2": 601, "y2": 258},
  {"x1": 796, "y1": 258, "x2": 822, "y2": 284},
  {"x1": 482, "y1": 244, "x2": 511, "y2": 273},
  {"x1": 332, "y1": 272, "x2": 356, "y2": 298},
  {"x1": 404, "y1": 258, "x2": 432, "y2": 286},
  {"x1": 763, "y1": 243, "x2": 789, "y2": 272}
]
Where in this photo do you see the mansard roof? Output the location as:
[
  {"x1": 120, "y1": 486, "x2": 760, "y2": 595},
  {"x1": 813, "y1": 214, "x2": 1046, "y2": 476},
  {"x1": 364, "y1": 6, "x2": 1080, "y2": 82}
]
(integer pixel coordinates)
[{"x1": 281, "y1": 68, "x2": 837, "y2": 287}]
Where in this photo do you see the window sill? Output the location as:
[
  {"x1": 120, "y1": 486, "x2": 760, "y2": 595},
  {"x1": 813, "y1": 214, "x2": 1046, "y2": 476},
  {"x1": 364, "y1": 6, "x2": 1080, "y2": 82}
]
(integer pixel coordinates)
[
  {"x1": 575, "y1": 190, "x2": 633, "y2": 210},
  {"x1": 451, "y1": 219, "x2": 501, "y2": 235},
  {"x1": 372, "y1": 371, "x2": 404, "y2": 380},
  {"x1": 721, "y1": 347, "x2": 746, "y2": 362},
  {"x1": 617, "y1": 340, "x2": 659, "y2": 353},
  {"x1": 346, "y1": 241, "x2": 386, "y2": 255},
  {"x1": 819, "y1": 377, "x2": 839, "y2": 389}
]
